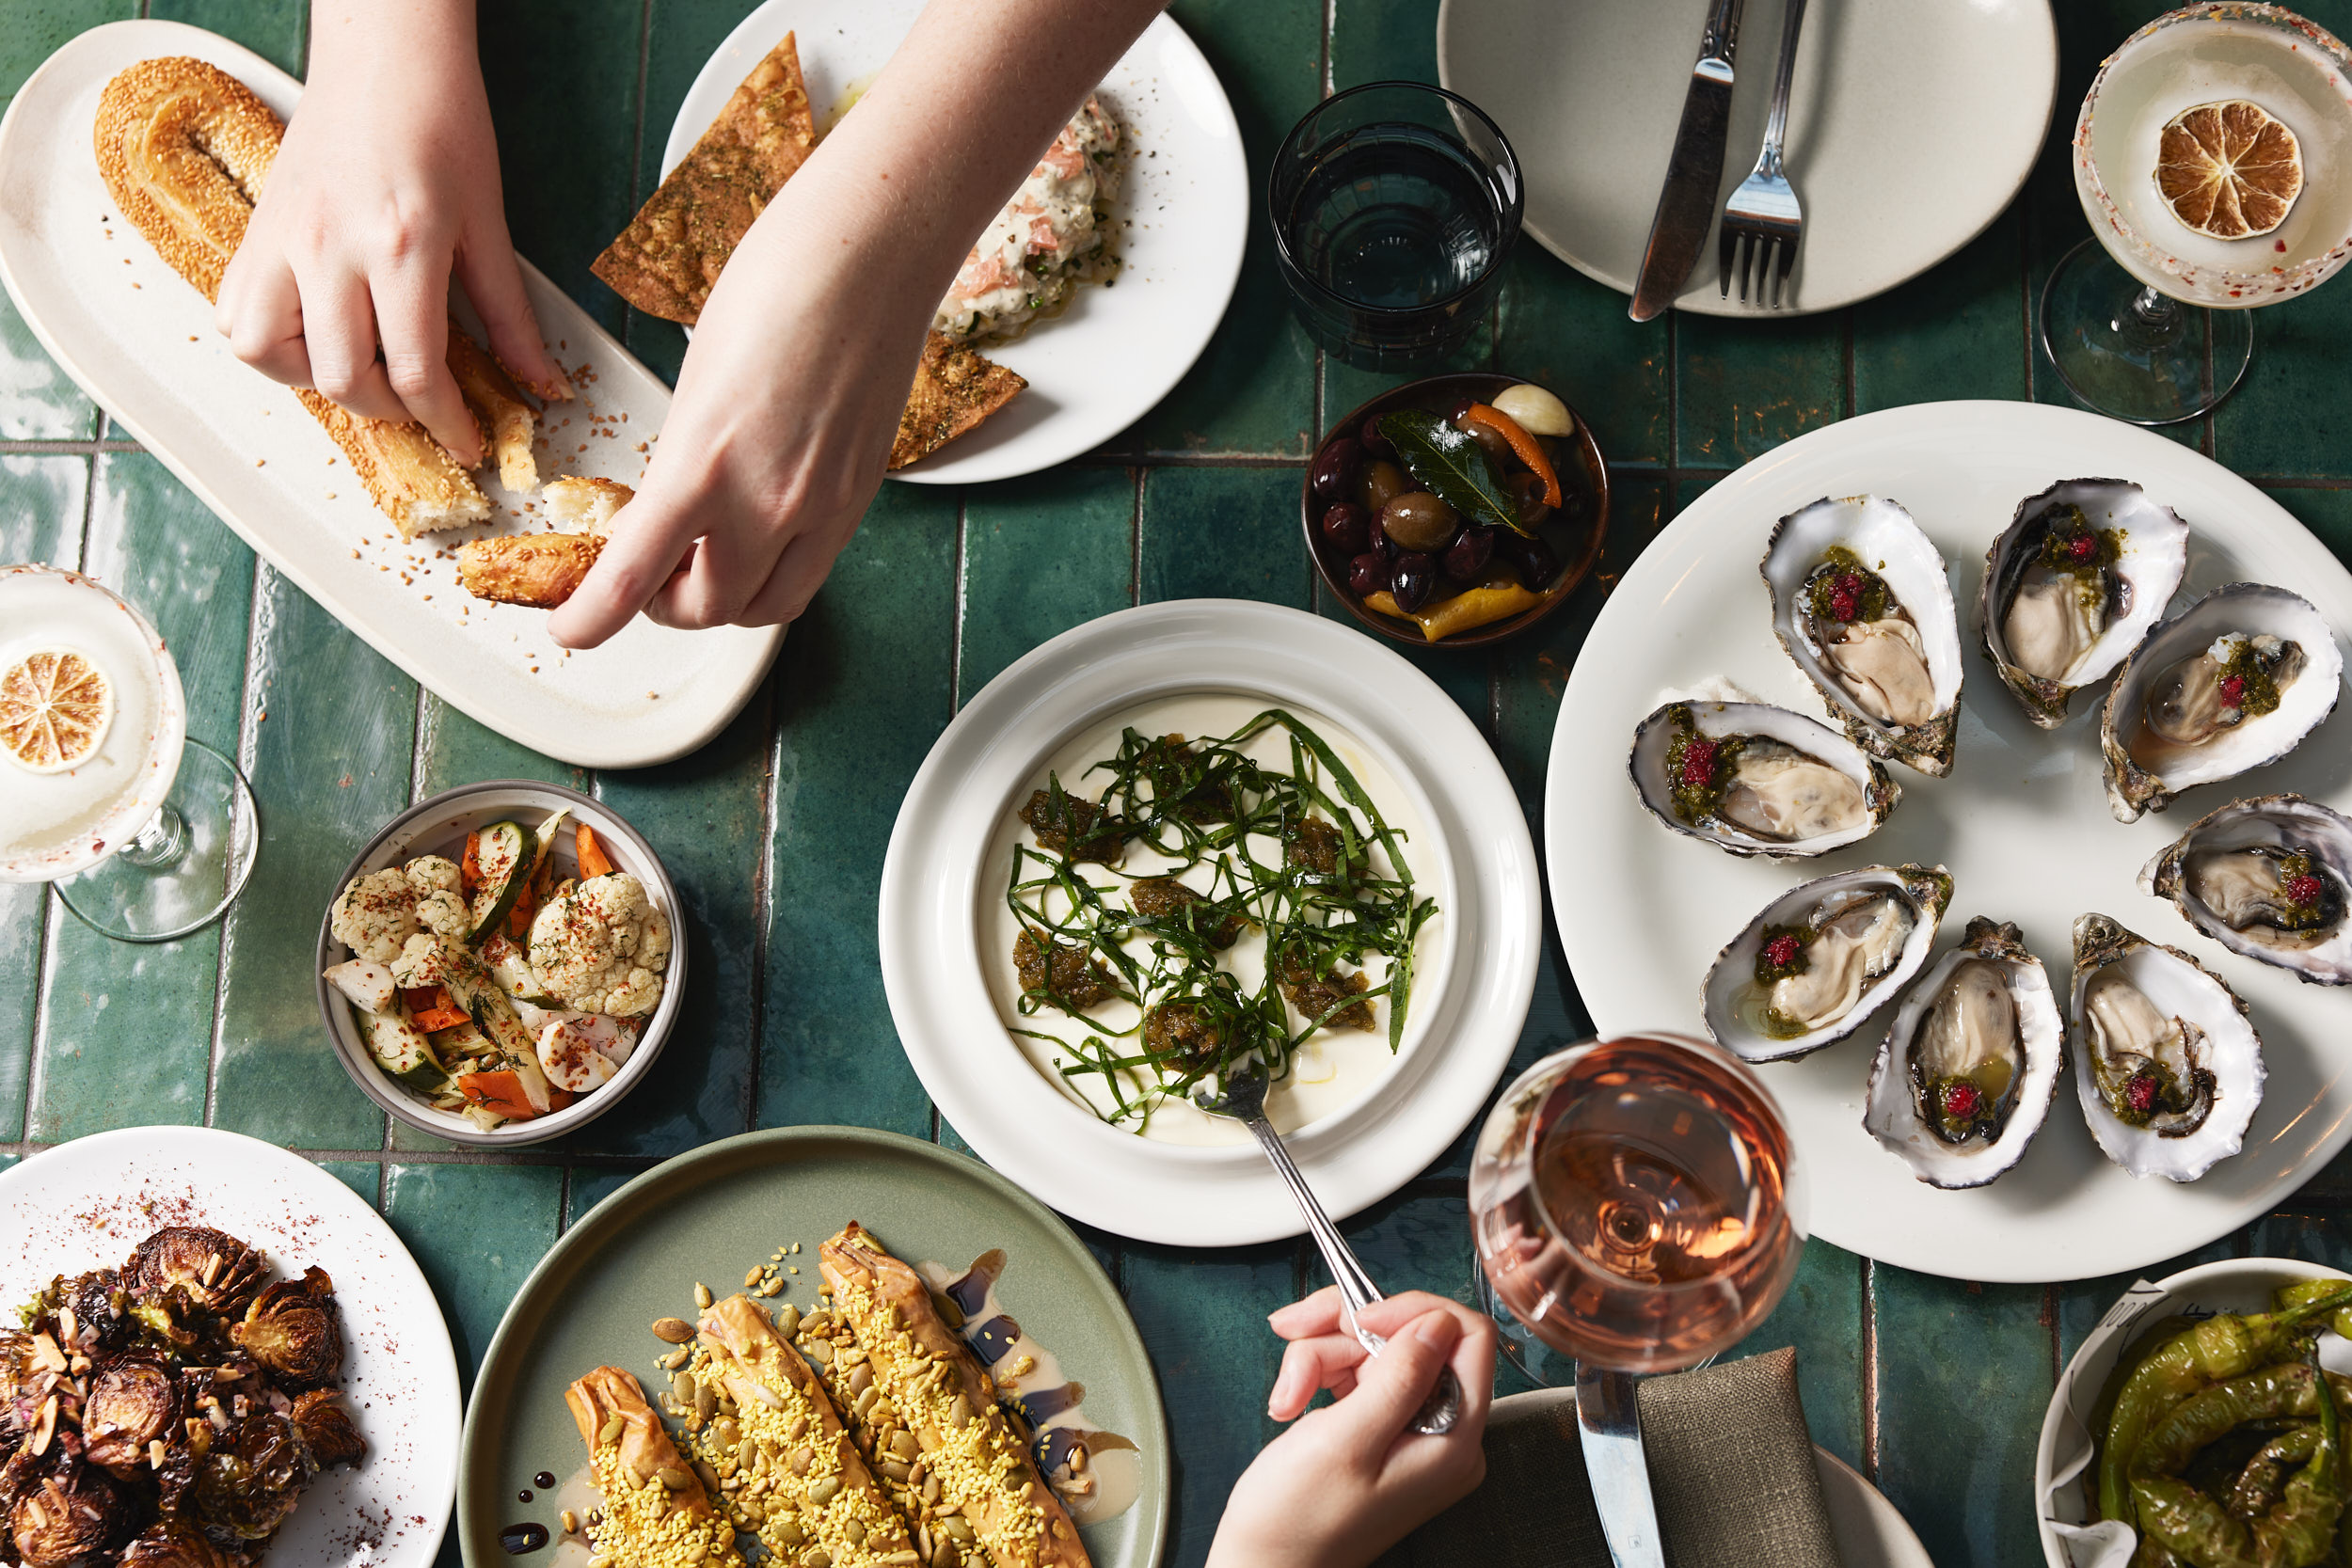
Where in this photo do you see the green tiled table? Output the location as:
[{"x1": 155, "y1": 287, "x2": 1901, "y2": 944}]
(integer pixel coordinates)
[{"x1": 9, "y1": 4, "x2": 2352, "y2": 1566}]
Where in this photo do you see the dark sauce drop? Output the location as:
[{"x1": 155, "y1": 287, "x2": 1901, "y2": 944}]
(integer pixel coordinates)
[
  {"x1": 971, "y1": 1313, "x2": 1022, "y2": 1367},
  {"x1": 499, "y1": 1524, "x2": 549, "y2": 1555},
  {"x1": 533, "y1": 1472, "x2": 558, "y2": 1490},
  {"x1": 517, "y1": 1491, "x2": 533, "y2": 1503}
]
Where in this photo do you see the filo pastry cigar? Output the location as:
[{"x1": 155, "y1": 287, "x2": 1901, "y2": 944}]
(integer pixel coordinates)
[
  {"x1": 564, "y1": 1366, "x2": 745, "y2": 1568},
  {"x1": 815, "y1": 1224, "x2": 1089, "y2": 1568}
]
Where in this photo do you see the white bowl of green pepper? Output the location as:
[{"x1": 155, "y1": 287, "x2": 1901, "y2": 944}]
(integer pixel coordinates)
[{"x1": 2037, "y1": 1257, "x2": 2352, "y2": 1568}]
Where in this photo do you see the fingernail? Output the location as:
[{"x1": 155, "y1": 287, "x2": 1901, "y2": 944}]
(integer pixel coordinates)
[{"x1": 1410, "y1": 1312, "x2": 1461, "y2": 1351}]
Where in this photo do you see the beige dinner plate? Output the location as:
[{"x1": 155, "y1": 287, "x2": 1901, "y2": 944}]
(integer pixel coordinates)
[{"x1": 1438, "y1": 0, "x2": 2058, "y2": 316}]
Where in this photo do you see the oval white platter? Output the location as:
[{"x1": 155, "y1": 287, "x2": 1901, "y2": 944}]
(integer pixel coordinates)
[
  {"x1": 0, "y1": 1125, "x2": 462, "y2": 1568},
  {"x1": 881, "y1": 600, "x2": 1541, "y2": 1246},
  {"x1": 0, "y1": 21, "x2": 782, "y2": 769},
  {"x1": 1548, "y1": 400, "x2": 2352, "y2": 1284},
  {"x1": 666, "y1": 1, "x2": 1247, "y2": 483}
]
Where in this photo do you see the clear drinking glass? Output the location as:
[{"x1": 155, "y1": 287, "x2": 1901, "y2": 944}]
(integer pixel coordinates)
[
  {"x1": 0, "y1": 564, "x2": 259, "y2": 942},
  {"x1": 2045, "y1": 4, "x2": 2352, "y2": 424},
  {"x1": 1469, "y1": 1033, "x2": 1805, "y2": 1386},
  {"x1": 1268, "y1": 81, "x2": 1523, "y2": 371}
]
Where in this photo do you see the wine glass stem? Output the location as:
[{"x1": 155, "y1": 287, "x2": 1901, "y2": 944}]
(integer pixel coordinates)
[
  {"x1": 2122, "y1": 285, "x2": 2186, "y2": 347},
  {"x1": 117, "y1": 804, "x2": 188, "y2": 869}
]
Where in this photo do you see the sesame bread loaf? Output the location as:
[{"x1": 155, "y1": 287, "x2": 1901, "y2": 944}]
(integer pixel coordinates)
[{"x1": 564, "y1": 1366, "x2": 746, "y2": 1568}]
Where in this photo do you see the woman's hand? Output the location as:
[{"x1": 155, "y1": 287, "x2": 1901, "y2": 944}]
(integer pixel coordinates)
[
  {"x1": 216, "y1": 0, "x2": 564, "y2": 466},
  {"x1": 1206, "y1": 1289, "x2": 1496, "y2": 1568}
]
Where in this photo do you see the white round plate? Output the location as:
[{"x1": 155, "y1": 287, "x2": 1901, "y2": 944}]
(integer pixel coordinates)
[
  {"x1": 1547, "y1": 400, "x2": 2352, "y2": 1284},
  {"x1": 1819, "y1": 1448, "x2": 1934, "y2": 1568},
  {"x1": 1438, "y1": 0, "x2": 2058, "y2": 317},
  {"x1": 665, "y1": 3, "x2": 1246, "y2": 483},
  {"x1": 880, "y1": 600, "x2": 1541, "y2": 1246},
  {"x1": 0, "y1": 1126, "x2": 461, "y2": 1566}
]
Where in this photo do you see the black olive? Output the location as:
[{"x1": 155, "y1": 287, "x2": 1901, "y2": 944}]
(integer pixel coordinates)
[
  {"x1": 1359, "y1": 414, "x2": 1394, "y2": 459},
  {"x1": 1499, "y1": 531, "x2": 1563, "y2": 592},
  {"x1": 1444, "y1": 526, "x2": 1497, "y2": 584},
  {"x1": 1391, "y1": 552, "x2": 1438, "y2": 612},
  {"x1": 1379, "y1": 492, "x2": 1459, "y2": 553},
  {"x1": 1319, "y1": 502, "x2": 1369, "y2": 557},
  {"x1": 1357, "y1": 459, "x2": 1408, "y2": 514},
  {"x1": 1311, "y1": 437, "x2": 1360, "y2": 503},
  {"x1": 1347, "y1": 551, "x2": 1391, "y2": 598},
  {"x1": 1505, "y1": 468, "x2": 1553, "y2": 528}
]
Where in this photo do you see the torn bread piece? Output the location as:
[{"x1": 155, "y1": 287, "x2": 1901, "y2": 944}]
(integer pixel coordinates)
[
  {"x1": 592, "y1": 32, "x2": 815, "y2": 325},
  {"x1": 891, "y1": 334, "x2": 1026, "y2": 470},
  {"x1": 455, "y1": 532, "x2": 604, "y2": 609},
  {"x1": 818, "y1": 1224, "x2": 1089, "y2": 1568},
  {"x1": 565, "y1": 1367, "x2": 745, "y2": 1568},
  {"x1": 446, "y1": 327, "x2": 542, "y2": 494},
  {"x1": 543, "y1": 475, "x2": 636, "y2": 537},
  {"x1": 684, "y1": 1295, "x2": 917, "y2": 1567}
]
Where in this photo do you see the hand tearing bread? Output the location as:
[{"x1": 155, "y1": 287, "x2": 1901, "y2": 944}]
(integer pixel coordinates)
[{"x1": 455, "y1": 478, "x2": 634, "y2": 608}]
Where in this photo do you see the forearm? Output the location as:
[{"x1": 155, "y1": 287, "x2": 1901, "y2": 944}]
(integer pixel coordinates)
[{"x1": 308, "y1": 0, "x2": 478, "y2": 82}]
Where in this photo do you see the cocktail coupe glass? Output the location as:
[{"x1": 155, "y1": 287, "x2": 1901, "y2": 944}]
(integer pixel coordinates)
[
  {"x1": 0, "y1": 564, "x2": 259, "y2": 942},
  {"x1": 1469, "y1": 1035, "x2": 1805, "y2": 1558},
  {"x1": 2044, "y1": 4, "x2": 2352, "y2": 425}
]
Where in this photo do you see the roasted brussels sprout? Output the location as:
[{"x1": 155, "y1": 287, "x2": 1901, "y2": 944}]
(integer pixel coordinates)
[
  {"x1": 228, "y1": 1269, "x2": 341, "y2": 1388},
  {"x1": 128, "y1": 1230, "x2": 267, "y2": 1320},
  {"x1": 64, "y1": 1270, "x2": 135, "y2": 1354},
  {"x1": 8, "y1": 1463, "x2": 133, "y2": 1568},
  {"x1": 288, "y1": 1389, "x2": 364, "y2": 1469},
  {"x1": 83, "y1": 1353, "x2": 180, "y2": 1478},
  {"x1": 187, "y1": 1412, "x2": 317, "y2": 1544},
  {"x1": 117, "y1": 1525, "x2": 232, "y2": 1568}
]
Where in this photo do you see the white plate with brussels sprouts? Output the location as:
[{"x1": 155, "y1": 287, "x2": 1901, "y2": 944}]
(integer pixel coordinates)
[{"x1": 314, "y1": 781, "x2": 685, "y2": 1147}]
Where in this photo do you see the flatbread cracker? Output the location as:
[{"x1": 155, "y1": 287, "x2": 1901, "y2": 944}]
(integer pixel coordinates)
[
  {"x1": 891, "y1": 333, "x2": 1025, "y2": 470},
  {"x1": 591, "y1": 32, "x2": 815, "y2": 324}
]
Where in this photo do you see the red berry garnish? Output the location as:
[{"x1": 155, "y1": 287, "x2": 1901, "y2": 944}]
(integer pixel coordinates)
[
  {"x1": 2126, "y1": 1071, "x2": 2162, "y2": 1116},
  {"x1": 2219, "y1": 674, "x2": 2247, "y2": 707},
  {"x1": 1827, "y1": 572, "x2": 1864, "y2": 622},
  {"x1": 2065, "y1": 532, "x2": 2096, "y2": 563},
  {"x1": 1763, "y1": 933, "x2": 1801, "y2": 969},
  {"x1": 1941, "y1": 1081, "x2": 1983, "y2": 1121},
  {"x1": 1679, "y1": 738, "x2": 1720, "y2": 787},
  {"x1": 2287, "y1": 873, "x2": 2325, "y2": 906}
]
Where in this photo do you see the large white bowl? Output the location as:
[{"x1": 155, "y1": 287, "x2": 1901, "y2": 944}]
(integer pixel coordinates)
[
  {"x1": 2036, "y1": 1256, "x2": 2352, "y2": 1568},
  {"x1": 315, "y1": 781, "x2": 686, "y2": 1148}
]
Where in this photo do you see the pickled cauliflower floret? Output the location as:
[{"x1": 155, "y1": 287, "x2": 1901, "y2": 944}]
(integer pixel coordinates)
[
  {"x1": 406, "y1": 855, "x2": 472, "y2": 940},
  {"x1": 389, "y1": 931, "x2": 458, "y2": 992},
  {"x1": 329, "y1": 869, "x2": 421, "y2": 963},
  {"x1": 528, "y1": 874, "x2": 672, "y2": 1017}
]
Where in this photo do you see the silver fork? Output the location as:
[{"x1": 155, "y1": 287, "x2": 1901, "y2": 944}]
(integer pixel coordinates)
[
  {"x1": 1718, "y1": 0, "x2": 1810, "y2": 307},
  {"x1": 1197, "y1": 1064, "x2": 1463, "y2": 1435}
]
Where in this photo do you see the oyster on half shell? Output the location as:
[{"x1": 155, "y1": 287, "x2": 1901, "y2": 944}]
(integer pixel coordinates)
[
  {"x1": 2069, "y1": 913, "x2": 2264, "y2": 1181},
  {"x1": 1629, "y1": 700, "x2": 1900, "y2": 859},
  {"x1": 1979, "y1": 479, "x2": 2189, "y2": 727},
  {"x1": 2099, "y1": 583, "x2": 2344, "y2": 822},
  {"x1": 1863, "y1": 917, "x2": 2063, "y2": 1190},
  {"x1": 2141, "y1": 794, "x2": 2352, "y2": 986},
  {"x1": 1701, "y1": 863, "x2": 1953, "y2": 1063},
  {"x1": 1763, "y1": 496, "x2": 1964, "y2": 776}
]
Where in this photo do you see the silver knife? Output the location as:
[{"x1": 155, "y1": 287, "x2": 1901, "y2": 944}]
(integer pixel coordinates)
[
  {"x1": 1629, "y1": 0, "x2": 1747, "y2": 322},
  {"x1": 1578, "y1": 1363, "x2": 1665, "y2": 1568}
]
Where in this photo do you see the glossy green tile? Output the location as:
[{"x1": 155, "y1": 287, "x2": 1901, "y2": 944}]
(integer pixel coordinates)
[
  {"x1": 414, "y1": 695, "x2": 582, "y2": 798},
  {"x1": 960, "y1": 467, "x2": 1136, "y2": 694},
  {"x1": 1852, "y1": 212, "x2": 2029, "y2": 413},
  {"x1": 1676, "y1": 310, "x2": 1845, "y2": 469},
  {"x1": 0, "y1": 293, "x2": 98, "y2": 441},
  {"x1": 1499, "y1": 247, "x2": 1671, "y2": 468},
  {"x1": 212, "y1": 564, "x2": 410, "y2": 1148},
  {"x1": 1313, "y1": 578, "x2": 1491, "y2": 725},
  {"x1": 146, "y1": 0, "x2": 303, "y2": 75},
  {"x1": 1139, "y1": 466, "x2": 1313, "y2": 606},
  {"x1": 382, "y1": 1161, "x2": 563, "y2": 1387},
  {"x1": 1123, "y1": 0, "x2": 1321, "y2": 458},
  {"x1": 1122, "y1": 1240, "x2": 1298, "y2": 1568},
  {"x1": 564, "y1": 1164, "x2": 644, "y2": 1229},
  {"x1": 1323, "y1": 311, "x2": 1495, "y2": 440},
  {"x1": 483, "y1": 0, "x2": 643, "y2": 338},
  {"x1": 760, "y1": 483, "x2": 954, "y2": 1136},
  {"x1": 86, "y1": 453, "x2": 254, "y2": 749},
  {"x1": 1329, "y1": 0, "x2": 1437, "y2": 87},
  {"x1": 1874, "y1": 1266, "x2": 2054, "y2": 1568},
  {"x1": 2263, "y1": 486, "x2": 2352, "y2": 570},
  {"x1": 2219, "y1": 291, "x2": 2352, "y2": 480},
  {"x1": 317, "y1": 1158, "x2": 380, "y2": 1207},
  {"x1": 582, "y1": 692, "x2": 770, "y2": 1157},
  {"x1": 0, "y1": 453, "x2": 89, "y2": 564},
  {"x1": 1, "y1": 3, "x2": 135, "y2": 111},
  {"x1": 1729, "y1": 1241, "x2": 1867, "y2": 1474},
  {"x1": 2242, "y1": 1211, "x2": 2352, "y2": 1273}
]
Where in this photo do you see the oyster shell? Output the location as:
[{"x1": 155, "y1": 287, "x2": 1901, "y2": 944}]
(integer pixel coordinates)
[
  {"x1": 2099, "y1": 583, "x2": 2344, "y2": 821},
  {"x1": 2069, "y1": 913, "x2": 2264, "y2": 1181},
  {"x1": 1701, "y1": 863, "x2": 1953, "y2": 1063},
  {"x1": 2140, "y1": 793, "x2": 2352, "y2": 985},
  {"x1": 1763, "y1": 495, "x2": 1964, "y2": 776},
  {"x1": 1979, "y1": 479, "x2": 2189, "y2": 727},
  {"x1": 1863, "y1": 917, "x2": 2063, "y2": 1189},
  {"x1": 1629, "y1": 700, "x2": 1900, "y2": 858}
]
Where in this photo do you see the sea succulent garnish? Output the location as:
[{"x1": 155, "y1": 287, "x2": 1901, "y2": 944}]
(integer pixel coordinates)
[
  {"x1": 228, "y1": 1269, "x2": 341, "y2": 1389},
  {"x1": 128, "y1": 1229, "x2": 267, "y2": 1320}
]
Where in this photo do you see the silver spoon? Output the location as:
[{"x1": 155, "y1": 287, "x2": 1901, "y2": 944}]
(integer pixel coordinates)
[{"x1": 1197, "y1": 1062, "x2": 1463, "y2": 1435}]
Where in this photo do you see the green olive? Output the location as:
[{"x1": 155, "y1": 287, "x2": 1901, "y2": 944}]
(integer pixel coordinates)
[
  {"x1": 1454, "y1": 415, "x2": 1515, "y2": 470},
  {"x1": 1357, "y1": 459, "x2": 1408, "y2": 513},
  {"x1": 1380, "y1": 492, "x2": 1459, "y2": 553}
]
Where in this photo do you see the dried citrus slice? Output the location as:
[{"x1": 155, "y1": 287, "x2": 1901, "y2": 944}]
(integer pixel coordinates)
[
  {"x1": 2154, "y1": 99, "x2": 2304, "y2": 240},
  {"x1": 0, "y1": 647, "x2": 115, "y2": 774}
]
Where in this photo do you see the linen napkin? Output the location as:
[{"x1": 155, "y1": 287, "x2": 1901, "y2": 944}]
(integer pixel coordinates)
[{"x1": 1375, "y1": 1347, "x2": 1844, "y2": 1568}]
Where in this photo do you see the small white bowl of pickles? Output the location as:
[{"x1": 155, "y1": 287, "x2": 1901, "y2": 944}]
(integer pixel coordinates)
[
  {"x1": 314, "y1": 780, "x2": 686, "y2": 1147},
  {"x1": 2036, "y1": 1256, "x2": 2352, "y2": 1568}
]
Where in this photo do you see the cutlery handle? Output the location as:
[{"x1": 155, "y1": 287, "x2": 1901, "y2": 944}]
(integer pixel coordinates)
[
  {"x1": 1761, "y1": 0, "x2": 1809, "y2": 157},
  {"x1": 1700, "y1": 0, "x2": 1746, "y2": 67},
  {"x1": 1577, "y1": 1364, "x2": 1666, "y2": 1568}
]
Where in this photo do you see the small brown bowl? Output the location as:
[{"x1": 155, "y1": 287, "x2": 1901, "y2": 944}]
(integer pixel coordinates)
[{"x1": 1302, "y1": 372, "x2": 1609, "y2": 649}]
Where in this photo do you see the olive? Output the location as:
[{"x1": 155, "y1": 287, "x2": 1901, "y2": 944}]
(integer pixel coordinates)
[
  {"x1": 1379, "y1": 491, "x2": 1459, "y2": 553},
  {"x1": 1319, "y1": 502, "x2": 1369, "y2": 557},
  {"x1": 1444, "y1": 393, "x2": 1478, "y2": 423},
  {"x1": 1454, "y1": 413, "x2": 1514, "y2": 470},
  {"x1": 1357, "y1": 459, "x2": 1408, "y2": 514},
  {"x1": 1444, "y1": 526, "x2": 1497, "y2": 584},
  {"x1": 1365, "y1": 513, "x2": 1392, "y2": 558},
  {"x1": 1359, "y1": 415, "x2": 1394, "y2": 459},
  {"x1": 1505, "y1": 468, "x2": 1553, "y2": 528},
  {"x1": 1391, "y1": 553, "x2": 1438, "y2": 613},
  {"x1": 1498, "y1": 531, "x2": 1563, "y2": 592},
  {"x1": 1347, "y1": 551, "x2": 1391, "y2": 598},
  {"x1": 1311, "y1": 437, "x2": 1360, "y2": 503}
]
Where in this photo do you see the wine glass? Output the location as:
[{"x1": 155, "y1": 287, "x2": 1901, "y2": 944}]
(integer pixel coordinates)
[
  {"x1": 2043, "y1": 4, "x2": 2352, "y2": 425},
  {"x1": 0, "y1": 564, "x2": 260, "y2": 942}
]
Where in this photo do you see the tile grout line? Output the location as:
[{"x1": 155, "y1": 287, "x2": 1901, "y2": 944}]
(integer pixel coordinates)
[
  {"x1": 1860, "y1": 1255, "x2": 1880, "y2": 1481},
  {"x1": 205, "y1": 552, "x2": 273, "y2": 1131},
  {"x1": 1128, "y1": 467, "x2": 1144, "y2": 604},
  {"x1": 741, "y1": 669, "x2": 781, "y2": 1136},
  {"x1": 21, "y1": 902, "x2": 64, "y2": 1144}
]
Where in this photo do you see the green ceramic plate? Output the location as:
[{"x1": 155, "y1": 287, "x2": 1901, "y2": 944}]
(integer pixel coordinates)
[{"x1": 458, "y1": 1127, "x2": 1169, "y2": 1568}]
